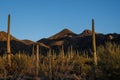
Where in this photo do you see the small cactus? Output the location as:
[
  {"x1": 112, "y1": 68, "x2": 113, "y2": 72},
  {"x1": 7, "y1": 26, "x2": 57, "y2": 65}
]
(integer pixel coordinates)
[
  {"x1": 60, "y1": 45, "x2": 64, "y2": 59},
  {"x1": 32, "y1": 44, "x2": 35, "y2": 62},
  {"x1": 68, "y1": 46, "x2": 73, "y2": 59},
  {"x1": 32, "y1": 44, "x2": 35, "y2": 56}
]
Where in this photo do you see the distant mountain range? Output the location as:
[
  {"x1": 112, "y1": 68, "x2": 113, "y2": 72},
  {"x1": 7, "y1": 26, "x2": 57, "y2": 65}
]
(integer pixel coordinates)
[{"x1": 0, "y1": 28, "x2": 120, "y2": 55}]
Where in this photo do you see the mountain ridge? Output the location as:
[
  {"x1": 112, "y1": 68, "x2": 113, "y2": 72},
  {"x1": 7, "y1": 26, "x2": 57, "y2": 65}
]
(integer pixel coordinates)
[{"x1": 0, "y1": 28, "x2": 120, "y2": 55}]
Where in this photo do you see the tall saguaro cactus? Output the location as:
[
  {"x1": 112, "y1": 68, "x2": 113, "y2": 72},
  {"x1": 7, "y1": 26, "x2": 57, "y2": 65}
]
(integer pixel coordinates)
[
  {"x1": 92, "y1": 19, "x2": 97, "y2": 80},
  {"x1": 35, "y1": 44, "x2": 39, "y2": 80},
  {"x1": 92, "y1": 19, "x2": 97, "y2": 66},
  {"x1": 7, "y1": 14, "x2": 11, "y2": 67}
]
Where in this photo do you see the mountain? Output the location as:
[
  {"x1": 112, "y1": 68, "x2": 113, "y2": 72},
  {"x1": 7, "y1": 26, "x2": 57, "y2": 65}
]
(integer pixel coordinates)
[
  {"x1": 38, "y1": 29, "x2": 95, "y2": 48},
  {"x1": 0, "y1": 29, "x2": 120, "y2": 56},
  {"x1": 0, "y1": 31, "x2": 50, "y2": 55},
  {"x1": 37, "y1": 28, "x2": 120, "y2": 55},
  {"x1": 38, "y1": 29, "x2": 77, "y2": 46},
  {"x1": 49, "y1": 28, "x2": 77, "y2": 39},
  {"x1": 0, "y1": 31, "x2": 33, "y2": 55},
  {"x1": 0, "y1": 31, "x2": 17, "y2": 41},
  {"x1": 79, "y1": 29, "x2": 93, "y2": 37}
]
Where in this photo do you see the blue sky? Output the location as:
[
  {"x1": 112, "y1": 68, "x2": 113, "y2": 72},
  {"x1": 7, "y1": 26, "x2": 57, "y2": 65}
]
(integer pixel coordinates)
[{"x1": 0, "y1": 0, "x2": 120, "y2": 41}]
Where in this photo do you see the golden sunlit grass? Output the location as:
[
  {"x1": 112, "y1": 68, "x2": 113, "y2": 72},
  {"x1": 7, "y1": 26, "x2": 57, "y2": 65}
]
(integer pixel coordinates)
[{"x1": 0, "y1": 42, "x2": 120, "y2": 80}]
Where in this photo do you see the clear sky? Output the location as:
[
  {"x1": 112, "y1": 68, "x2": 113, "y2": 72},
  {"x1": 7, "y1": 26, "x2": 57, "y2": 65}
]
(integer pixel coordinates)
[{"x1": 0, "y1": 0, "x2": 120, "y2": 41}]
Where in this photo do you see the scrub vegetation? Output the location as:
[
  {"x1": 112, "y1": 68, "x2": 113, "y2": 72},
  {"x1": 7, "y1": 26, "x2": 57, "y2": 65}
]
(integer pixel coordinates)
[{"x1": 0, "y1": 42, "x2": 120, "y2": 80}]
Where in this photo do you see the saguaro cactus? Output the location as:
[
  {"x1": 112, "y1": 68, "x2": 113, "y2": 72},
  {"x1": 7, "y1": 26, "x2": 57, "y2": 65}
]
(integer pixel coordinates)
[
  {"x1": 92, "y1": 19, "x2": 97, "y2": 80},
  {"x1": 35, "y1": 44, "x2": 39, "y2": 80},
  {"x1": 32, "y1": 44, "x2": 35, "y2": 62},
  {"x1": 68, "y1": 46, "x2": 73, "y2": 59},
  {"x1": 92, "y1": 19, "x2": 97, "y2": 66},
  {"x1": 60, "y1": 45, "x2": 64, "y2": 59},
  {"x1": 7, "y1": 14, "x2": 11, "y2": 67},
  {"x1": 48, "y1": 49, "x2": 52, "y2": 80},
  {"x1": 32, "y1": 44, "x2": 35, "y2": 56}
]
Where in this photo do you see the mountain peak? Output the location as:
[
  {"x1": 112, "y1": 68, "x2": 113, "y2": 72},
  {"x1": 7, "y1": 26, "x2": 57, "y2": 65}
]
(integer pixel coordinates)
[
  {"x1": 60, "y1": 28, "x2": 73, "y2": 33},
  {"x1": 83, "y1": 29, "x2": 92, "y2": 34},
  {"x1": 79, "y1": 29, "x2": 93, "y2": 37},
  {"x1": 0, "y1": 31, "x2": 16, "y2": 41},
  {"x1": 49, "y1": 28, "x2": 77, "y2": 39}
]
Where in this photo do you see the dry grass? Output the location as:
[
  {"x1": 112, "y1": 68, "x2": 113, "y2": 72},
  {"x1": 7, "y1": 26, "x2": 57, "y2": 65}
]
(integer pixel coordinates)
[{"x1": 0, "y1": 42, "x2": 120, "y2": 80}]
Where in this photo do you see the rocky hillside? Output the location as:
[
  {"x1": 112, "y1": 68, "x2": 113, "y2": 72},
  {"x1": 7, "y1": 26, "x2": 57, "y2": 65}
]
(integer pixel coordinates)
[
  {"x1": 0, "y1": 29, "x2": 120, "y2": 55},
  {"x1": 37, "y1": 28, "x2": 120, "y2": 55},
  {"x1": 0, "y1": 31, "x2": 32, "y2": 55},
  {"x1": 0, "y1": 31, "x2": 16, "y2": 41}
]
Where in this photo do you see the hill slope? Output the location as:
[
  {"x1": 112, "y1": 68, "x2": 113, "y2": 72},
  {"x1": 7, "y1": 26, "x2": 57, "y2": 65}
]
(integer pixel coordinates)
[
  {"x1": 37, "y1": 28, "x2": 120, "y2": 54},
  {"x1": 0, "y1": 31, "x2": 17, "y2": 41},
  {"x1": 0, "y1": 31, "x2": 33, "y2": 55},
  {"x1": 0, "y1": 29, "x2": 120, "y2": 55}
]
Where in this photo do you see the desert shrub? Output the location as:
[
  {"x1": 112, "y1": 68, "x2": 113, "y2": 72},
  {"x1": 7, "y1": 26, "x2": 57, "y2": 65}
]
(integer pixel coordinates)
[
  {"x1": 0, "y1": 54, "x2": 35, "y2": 79},
  {"x1": 11, "y1": 54, "x2": 34, "y2": 75},
  {"x1": 97, "y1": 42, "x2": 120, "y2": 80},
  {"x1": 0, "y1": 55, "x2": 9, "y2": 78}
]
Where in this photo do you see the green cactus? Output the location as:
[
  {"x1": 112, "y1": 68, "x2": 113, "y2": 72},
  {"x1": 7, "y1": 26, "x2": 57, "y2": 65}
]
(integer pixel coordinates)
[{"x1": 7, "y1": 14, "x2": 11, "y2": 67}]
